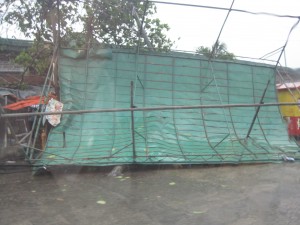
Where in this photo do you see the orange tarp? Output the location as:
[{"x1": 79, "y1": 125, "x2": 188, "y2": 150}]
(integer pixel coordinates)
[{"x1": 4, "y1": 95, "x2": 56, "y2": 110}]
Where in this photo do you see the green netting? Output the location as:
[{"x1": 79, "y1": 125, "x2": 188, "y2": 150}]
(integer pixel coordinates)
[{"x1": 38, "y1": 48, "x2": 299, "y2": 166}]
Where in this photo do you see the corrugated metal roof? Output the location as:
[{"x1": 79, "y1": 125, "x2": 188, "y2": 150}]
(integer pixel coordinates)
[
  {"x1": 0, "y1": 38, "x2": 33, "y2": 52},
  {"x1": 276, "y1": 82, "x2": 300, "y2": 90}
]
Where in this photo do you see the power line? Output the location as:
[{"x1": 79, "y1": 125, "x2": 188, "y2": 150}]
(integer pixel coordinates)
[
  {"x1": 274, "y1": 18, "x2": 300, "y2": 68},
  {"x1": 149, "y1": 1, "x2": 300, "y2": 19}
]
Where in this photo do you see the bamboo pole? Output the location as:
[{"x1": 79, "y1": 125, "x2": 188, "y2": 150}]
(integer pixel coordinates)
[{"x1": 1, "y1": 102, "x2": 299, "y2": 119}]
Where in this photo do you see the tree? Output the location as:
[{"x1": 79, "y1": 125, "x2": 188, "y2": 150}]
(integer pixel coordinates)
[
  {"x1": 1, "y1": 0, "x2": 175, "y2": 96},
  {"x1": 0, "y1": 0, "x2": 174, "y2": 51},
  {"x1": 196, "y1": 41, "x2": 235, "y2": 60},
  {"x1": 14, "y1": 39, "x2": 52, "y2": 76}
]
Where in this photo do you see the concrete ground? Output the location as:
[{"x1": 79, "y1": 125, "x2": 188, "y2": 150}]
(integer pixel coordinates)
[{"x1": 1, "y1": 163, "x2": 300, "y2": 225}]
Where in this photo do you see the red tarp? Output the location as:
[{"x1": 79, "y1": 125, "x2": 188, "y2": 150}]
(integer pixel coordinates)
[{"x1": 4, "y1": 95, "x2": 56, "y2": 110}]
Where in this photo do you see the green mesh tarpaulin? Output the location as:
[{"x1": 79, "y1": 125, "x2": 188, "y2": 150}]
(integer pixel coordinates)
[{"x1": 39, "y1": 48, "x2": 299, "y2": 166}]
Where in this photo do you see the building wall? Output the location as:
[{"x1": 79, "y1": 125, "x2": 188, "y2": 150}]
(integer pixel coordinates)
[{"x1": 278, "y1": 89, "x2": 300, "y2": 117}]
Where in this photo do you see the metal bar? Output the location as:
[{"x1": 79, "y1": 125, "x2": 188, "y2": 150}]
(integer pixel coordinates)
[
  {"x1": 233, "y1": 66, "x2": 257, "y2": 160},
  {"x1": 110, "y1": 143, "x2": 133, "y2": 157},
  {"x1": 109, "y1": 54, "x2": 118, "y2": 157},
  {"x1": 200, "y1": 110, "x2": 224, "y2": 160},
  {"x1": 213, "y1": 134, "x2": 230, "y2": 149},
  {"x1": 57, "y1": 0, "x2": 61, "y2": 48},
  {"x1": 31, "y1": 151, "x2": 276, "y2": 161},
  {"x1": 20, "y1": 143, "x2": 74, "y2": 161},
  {"x1": 130, "y1": 81, "x2": 137, "y2": 161},
  {"x1": 26, "y1": 47, "x2": 58, "y2": 158},
  {"x1": 70, "y1": 41, "x2": 91, "y2": 160},
  {"x1": 63, "y1": 131, "x2": 66, "y2": 148},
  {"x1": 142, "y1": 56, "x2": 149, "y2": 157},
  {"x1": 198, "y1": 61, "x2": 223, "y2": 160},
  {"x1": 137, "y1": 75, "x2": 145, "y2": 89},
  {"x1": 0, "y1": 102, "x2": 19, "y2": 145},
  {"x1": 18, "y1": 131, "x2": 32, "y2": 144},
  {"x1": 132, "y1": 4, "x2": 154, "y2": 50},
  {"x1": 171, "y1": 58, "x2": 186, "y2": 160},
  {"x1": 200, "y1": 78, "x2": 214, "y2": 93},
  {"x1": 30, "y1": 110, "x2": 42, "y2": 159},
  {"x1": 135, "y1": 131, "x2": 146, "y2": 140},
  {"x1": 209, "y1": 0, "x2": 235, "y2": 60},
  {"x1": 4, "y1": 96, "x2": 7, "y2": 148},
  {"x1": 246, "y1": 79, "x2": 271, "y2": 140},
  {"x1": 1, "y1": 102, "x2": 299, "y2": 119},
  {"x1": 274, "y1": 19, "x2": 300, "y2": 69}
]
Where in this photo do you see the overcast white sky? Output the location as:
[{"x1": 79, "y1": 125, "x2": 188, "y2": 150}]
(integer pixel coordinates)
[
  {"x1": 1, "y1": 0, "x2": 299, "y2": 68},
  {"x1": 155, "y1": 0, "x2": 300, "y2": 68}
]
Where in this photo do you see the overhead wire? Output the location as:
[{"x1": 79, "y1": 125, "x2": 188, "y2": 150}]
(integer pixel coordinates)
[
  {"x1": 149, "y1": 0, "x2": 300, "y2": 19},
  {"x1": 150, "y1": 0, "x2": 300, "y2": 68},
  {"x1": 274, "y1": 18, "x2": 300, "y2": 69}
]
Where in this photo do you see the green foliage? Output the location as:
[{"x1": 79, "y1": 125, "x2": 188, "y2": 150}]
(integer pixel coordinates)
[
  {"x1": 196, "y1": 41, "x2": 235, "y2": 60},
  {"x1": 1, "y1": 0, "x2": 174, "y2": 88},
  {"x1": 1, "y1": 0, "x2": 78, "y2": 42},
  {"x1": 15, "y1": 51, "x2": 32, "y2": 67},
  {"x1": 14, "y1": 39, "x2": 52, "y2": 76},
  {"x1": 1, "y1": 0, "x2": 174, "y2": 51}
]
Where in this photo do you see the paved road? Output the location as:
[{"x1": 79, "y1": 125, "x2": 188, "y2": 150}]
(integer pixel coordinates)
[{"x1": 1, "y1": 163, "x2": 300, "y2": 225}]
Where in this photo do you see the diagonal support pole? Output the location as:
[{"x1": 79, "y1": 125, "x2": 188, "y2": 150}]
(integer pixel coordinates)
[
  {"x1": 245, "y1": 79, "x2": 271, "y2": 140},
  {"x1": 131, "y1": 4, "x2": 154, "y2": 50},
  {"x1": 130, "y1": 81, "x2": 137, "y2": 162}
]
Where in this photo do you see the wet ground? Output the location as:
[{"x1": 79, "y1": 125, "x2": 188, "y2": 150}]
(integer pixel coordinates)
[{"x1": 1, "y1": 163, "x2": 300, "y2": 225}]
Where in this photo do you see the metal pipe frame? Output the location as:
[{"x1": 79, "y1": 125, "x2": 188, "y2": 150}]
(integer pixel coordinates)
[{"x1": 1, "y1": 102, "x2": 299, "y2": 119}]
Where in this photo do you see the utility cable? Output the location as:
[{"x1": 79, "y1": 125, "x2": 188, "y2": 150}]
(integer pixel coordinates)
[
  {"x1": 274, "y1": 18, "x2": 300, "y2": 69},
  {"x1": 150, "y1": 1, "x2": 300, "y2": 19}
]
